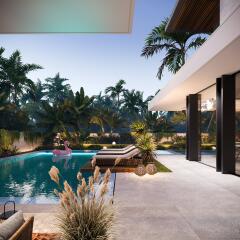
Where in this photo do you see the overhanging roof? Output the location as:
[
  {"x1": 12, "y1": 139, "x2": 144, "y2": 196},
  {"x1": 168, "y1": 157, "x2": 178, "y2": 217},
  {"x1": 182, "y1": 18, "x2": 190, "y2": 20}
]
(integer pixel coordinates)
[
  {"x1": 166, "y1": 0, "x2": 219, "y2": 33},
  {"x1": 149, "y1": 6, "x2": 240, "y2": 111},
  {"x1": 0, "y1": 0, "x2": 134, "y2": 33}
]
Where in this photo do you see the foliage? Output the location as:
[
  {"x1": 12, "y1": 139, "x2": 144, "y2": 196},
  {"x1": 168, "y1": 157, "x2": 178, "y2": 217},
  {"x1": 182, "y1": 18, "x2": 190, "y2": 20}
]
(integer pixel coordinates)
[
  {"x1": 0, "y1": 129, "x2": 19, "y2": 156},
  {"x1": 171, "y1": 111, "x2": 186, "y2": 125},
  {"x1": 141, "y1": 18, "x2": 207, "y2": 80},
  {"x1": 36, "y1": 102, "x2": 68, "y2": 137},
  {"x1": 171, "y1": 135, "x2": 186, "y2": 145},
  {"x1": 44, "y1": 73, "x2": 71, "y2": 104},
  {"x1": 136, "y1": 132, "x2": 157, "y2": 164},
  {"x1": 49, "y1": 166, "x2": 115, "y2": 240},
  {"x1": 0, "y1": 47, "x2": 42, "y2": 105},
  {"x1": 0, "y1": 46, "x2": 185, "y2": 146},
  {"x1": 130, "y1": 121, "x2": 146, "y2": 137},
  {"x1": 105, "y1": 79, "x2": 126, "y2": 108},
  {"x1": 36, "y1": 143, "x2": 129, "y2": 151},
  {"x1": 23, "y1": 131, "x2": 43, "y2": 144}
]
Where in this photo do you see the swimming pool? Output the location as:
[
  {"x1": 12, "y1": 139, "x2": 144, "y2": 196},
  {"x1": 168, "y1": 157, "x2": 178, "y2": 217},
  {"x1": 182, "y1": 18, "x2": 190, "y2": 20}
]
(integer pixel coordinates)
[{"x1": 0, "y1": 151, "x2": 115, "y2": 204}]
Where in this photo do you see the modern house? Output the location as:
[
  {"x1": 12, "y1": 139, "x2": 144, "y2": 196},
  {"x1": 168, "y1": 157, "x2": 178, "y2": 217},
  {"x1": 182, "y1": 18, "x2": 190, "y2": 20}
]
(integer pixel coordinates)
[{"x1": 149, "y1": 0, "x2": 240, "y2": 175}]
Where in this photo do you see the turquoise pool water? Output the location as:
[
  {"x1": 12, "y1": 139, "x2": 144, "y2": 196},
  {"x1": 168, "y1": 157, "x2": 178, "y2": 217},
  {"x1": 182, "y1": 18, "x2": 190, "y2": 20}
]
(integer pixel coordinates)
[{"x1": 0, "y1": 151, "x2": 109, "y2": 204}]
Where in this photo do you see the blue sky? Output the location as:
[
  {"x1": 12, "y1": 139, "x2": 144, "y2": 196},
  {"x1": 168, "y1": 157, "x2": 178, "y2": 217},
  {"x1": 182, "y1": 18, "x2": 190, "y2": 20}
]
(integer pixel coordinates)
[{"x1": 0, "y1": 0, "x2": 176, "y2": 98}]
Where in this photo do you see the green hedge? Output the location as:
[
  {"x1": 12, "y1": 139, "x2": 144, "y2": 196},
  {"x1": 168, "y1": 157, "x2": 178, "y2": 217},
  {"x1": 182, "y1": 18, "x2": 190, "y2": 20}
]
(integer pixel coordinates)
[
  {"x1": 35, "y1": 144, "x2": 129, "y2": 151},
  {"x1": 156, "y1": 143, "x2": 216, "y2": 151}
]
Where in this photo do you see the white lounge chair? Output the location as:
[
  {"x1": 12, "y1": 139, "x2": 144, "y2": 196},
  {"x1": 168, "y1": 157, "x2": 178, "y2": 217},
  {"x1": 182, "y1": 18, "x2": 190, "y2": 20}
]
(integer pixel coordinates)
[
  {"x1": 94, "y1": 147, "x2": 140, "y2": 160},
  {"x1": 97, "y1": 145, "x2": 136, "y2": 155},
  {"x1": 99, "y1": 144, "x2": 133, "y2": 152}
]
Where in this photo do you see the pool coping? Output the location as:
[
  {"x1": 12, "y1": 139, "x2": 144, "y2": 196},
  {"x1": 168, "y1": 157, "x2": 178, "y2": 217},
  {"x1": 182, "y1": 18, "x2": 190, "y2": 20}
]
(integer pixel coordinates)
[{"x1": 0, "y1": 150, "x2": 98, "y2": 161}]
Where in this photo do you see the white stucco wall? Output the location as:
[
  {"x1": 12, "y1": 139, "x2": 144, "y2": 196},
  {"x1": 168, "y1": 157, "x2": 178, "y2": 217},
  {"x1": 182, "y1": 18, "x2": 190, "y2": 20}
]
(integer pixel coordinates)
[{"x1": 220, "y1": 0, "x2": 240, "y2": 24}]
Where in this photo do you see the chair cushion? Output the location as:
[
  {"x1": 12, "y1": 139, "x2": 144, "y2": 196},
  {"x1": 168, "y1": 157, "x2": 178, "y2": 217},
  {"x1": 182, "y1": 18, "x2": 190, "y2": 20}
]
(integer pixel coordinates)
[{"x1": 0, "y1": 211, "x2": 24, "y2": 240}]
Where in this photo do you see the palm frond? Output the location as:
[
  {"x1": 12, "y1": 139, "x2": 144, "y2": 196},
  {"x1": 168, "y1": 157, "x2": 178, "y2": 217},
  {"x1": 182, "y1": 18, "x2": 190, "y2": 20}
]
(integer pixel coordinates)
[{"x1": 187, "y1": 36, "x2": 206, "y2": 50}]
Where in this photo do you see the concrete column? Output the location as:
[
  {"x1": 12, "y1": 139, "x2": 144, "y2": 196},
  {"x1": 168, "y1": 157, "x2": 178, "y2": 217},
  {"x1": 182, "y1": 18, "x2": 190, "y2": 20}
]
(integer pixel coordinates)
[
  {"x1": 220, "y1": 75, "x2": 235, "y2": 174},
  {"x1": 216, "y1": 78, "x2": 222, "y2": 172},
  {"x1": 186, "y1": 94, "x2": 201, "y2": 161}
]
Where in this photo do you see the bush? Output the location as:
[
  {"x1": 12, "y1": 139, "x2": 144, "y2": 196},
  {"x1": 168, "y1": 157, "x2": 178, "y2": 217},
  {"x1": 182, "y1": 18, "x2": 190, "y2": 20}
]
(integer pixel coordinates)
[
  {"x1": 130, "y1": 121, "x2": 146, "y2": 137},
  {"x1": 156, "y1": 144, "x2": 172, "y2": 150},
  {"x1": 172, "y1": 143, "x2": 186, "y2": 150},
  {"x1": 85, "y1": 133, "x2": 134, "y2": 145},
  {"x1": 0, "y1": 129, "x2": 19, "y2": 157},
  {"x1": 119, "y1": 133, "x2": 135, "y2": 144},
  {"x1": 201, "y1": 144, "x2": 216, "y2": 150},
  {"x1": 135, "y1": 132, "x2": 157, "y2": 164},
  {"x1": 35, "y1": 143, "x2": 129, "y2": 151},
  {"x1": 84, "y1": 144, "x2": 103, "y2": 150},
  {"x1": 49, "y1": 166, "x2": 115, "y2": 240}
]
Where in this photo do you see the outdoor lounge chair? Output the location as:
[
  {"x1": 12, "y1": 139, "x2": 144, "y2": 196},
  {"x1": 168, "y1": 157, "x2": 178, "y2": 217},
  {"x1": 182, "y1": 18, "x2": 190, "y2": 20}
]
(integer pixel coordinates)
[
  {"x1": 97, "y1": 145, "x2": 135, "y2": 155},
  {"x1": 94, "y1": 147, "x2": 140, "y2": 166},
  {"x1": 0, "y1": 211, "x2": 34, "y2": 240},
  {"x1": 99, "y1": 144, "x2": 133, "y2": 152}
]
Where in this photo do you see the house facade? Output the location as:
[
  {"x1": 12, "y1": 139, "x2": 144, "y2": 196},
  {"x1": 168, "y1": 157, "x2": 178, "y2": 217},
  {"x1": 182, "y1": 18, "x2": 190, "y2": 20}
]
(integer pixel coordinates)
[{"x1": 149, "y1": 0, "x2": 240, "y2": 175}]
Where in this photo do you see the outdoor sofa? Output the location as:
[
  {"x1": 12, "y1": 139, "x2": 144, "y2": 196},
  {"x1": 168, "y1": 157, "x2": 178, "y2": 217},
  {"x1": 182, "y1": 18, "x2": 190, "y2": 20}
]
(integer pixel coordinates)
[{"x1": 0, "y1": 211, "x2": 34, "y2": 240}]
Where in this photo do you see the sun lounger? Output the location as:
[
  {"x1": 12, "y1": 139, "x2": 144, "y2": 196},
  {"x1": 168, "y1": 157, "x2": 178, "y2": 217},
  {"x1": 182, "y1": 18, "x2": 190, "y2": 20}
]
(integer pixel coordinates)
[
  {"x1": 93, "y1": 147, "x2": 140, "y2": 166},
  {"x1": 99, "y1": 144, "x2": 133, "y2": 152},
  {"x1": 97, "y1": 145, "x2": 136, "y2": 155},
  {"x1": 94, "y1": 147, "x2": 140, "y2": 160}
]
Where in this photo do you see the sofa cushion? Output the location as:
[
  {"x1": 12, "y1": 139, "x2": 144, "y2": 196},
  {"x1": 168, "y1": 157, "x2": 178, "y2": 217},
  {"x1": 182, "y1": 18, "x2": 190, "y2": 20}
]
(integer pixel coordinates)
[{"x1": 0, "y1": 211, "x2": 24, "y2": 240}]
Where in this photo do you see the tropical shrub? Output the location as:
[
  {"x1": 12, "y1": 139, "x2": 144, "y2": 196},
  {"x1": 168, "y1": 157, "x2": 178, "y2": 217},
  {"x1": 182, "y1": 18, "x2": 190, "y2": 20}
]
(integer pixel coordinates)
[
  {"x1": 0, "y1": 129, "x2": 13, "y2": 150},
  {"x1": 136, "y1": 132, "x2": 157, "y2": 164},
  {"x1": 0, "y1": 129, "x2": 19, "y2": 157},
  {"x1": 130, "y1": 121, "x2": 146, "y2": 137},
  {"x1": 49, "y1": 166, "x2": 115, "y2": 240},
  {"x1": 171, "y1": 135, "x2": 186, "y2": 145}
]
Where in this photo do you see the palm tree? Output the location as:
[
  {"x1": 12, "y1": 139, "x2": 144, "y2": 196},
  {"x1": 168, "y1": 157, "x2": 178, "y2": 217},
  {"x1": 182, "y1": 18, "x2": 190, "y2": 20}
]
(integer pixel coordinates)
[
  {"x1": 22, "y1": 80, "x2": 46, "y2": 122},
  {"x1": 0, "y1": 48, "x2": 42, "y2": 105},
  {"x1": 100, "y1": 108, "x2": 123, "y2": 134},
  {"x1": 36, "y1": 102, "x2": 68, "y2": 136},
  {"x1": 21, "y1": 80, "x2": 46, "y2": 104},
  {"x1": 90, "y1": 115, "x2": 105, "y2": 133},
  {"x1": 71, "y1": 87, "x2": 94, "y2": 131},
  {"x1": 105, "y1": 79, "x2": 126, "y2": 108},
  {"x1": 44, "y1": 73, "x2": 71, "y2": 104},
  {"x1": 141, "y1": 18, "x2": 206, "y2": 80},
  {"x1": 93, "y1": 92, "x2": 116, "y2": 111},
  {"x1": 0, "y1": 92, "x2": 8, "y2": 112},
  {"x1": 139, "y1": 95, "x2": 154, "y2": 117},
  {"x1": 122, "y1": 90, "x2": 143, "y2": 117}
]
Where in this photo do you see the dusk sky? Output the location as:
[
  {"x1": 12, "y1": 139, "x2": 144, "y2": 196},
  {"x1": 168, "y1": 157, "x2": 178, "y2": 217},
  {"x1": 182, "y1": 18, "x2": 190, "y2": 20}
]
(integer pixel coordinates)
[{"x1": 0, "y1": 0, "x2": 176, "y2": 98}]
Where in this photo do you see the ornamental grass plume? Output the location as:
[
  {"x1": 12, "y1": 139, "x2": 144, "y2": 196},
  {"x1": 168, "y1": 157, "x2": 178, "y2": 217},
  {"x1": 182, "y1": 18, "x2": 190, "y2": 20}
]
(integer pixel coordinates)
[
  {"x1": 91, "y1": 157, "x2": 96, "y2": 168},
  {"x1": 49, "y1": 165, "x2": 115, "y2": 240},
  {"x1": 114, "y1": 157, "x2": 122, "y2": 166},
  {"x1": 49, "y1": 166, "x2": 60, "y2": 184},
  {"x1": 77, "y1": 172, "x2": 82, "y2": 181}
]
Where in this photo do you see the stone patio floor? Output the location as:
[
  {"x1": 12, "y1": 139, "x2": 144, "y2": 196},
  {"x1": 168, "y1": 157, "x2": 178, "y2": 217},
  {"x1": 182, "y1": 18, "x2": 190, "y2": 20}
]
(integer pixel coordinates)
[
  {"x1": 115, "y1": 154, "x2": 240, "y2": 240},
  {"x1": 2, "y1": 154, "x2": 240, "y2": 239}
]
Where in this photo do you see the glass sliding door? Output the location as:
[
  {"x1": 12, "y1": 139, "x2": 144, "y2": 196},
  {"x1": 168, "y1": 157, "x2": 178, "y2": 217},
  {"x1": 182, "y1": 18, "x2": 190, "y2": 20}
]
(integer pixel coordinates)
[
  {"x1": 199, "y1": 85, "x2": 216, "y2": 167},
  {"x1": 235, "y1": 73, "x2": 240, "y2": 175}
]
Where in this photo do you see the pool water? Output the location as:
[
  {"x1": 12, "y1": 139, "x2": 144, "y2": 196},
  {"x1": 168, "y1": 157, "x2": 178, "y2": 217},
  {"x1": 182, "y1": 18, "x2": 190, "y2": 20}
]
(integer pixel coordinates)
[{"x1": 0, "y1": 151, "x2": 115, "y2": 204}]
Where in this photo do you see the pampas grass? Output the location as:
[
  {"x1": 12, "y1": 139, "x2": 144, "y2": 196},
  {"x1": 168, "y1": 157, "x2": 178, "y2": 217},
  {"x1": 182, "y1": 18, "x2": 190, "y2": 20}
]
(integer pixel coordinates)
[{"x1": 49, "y1": 166, "x2": 116, "y2": 240}]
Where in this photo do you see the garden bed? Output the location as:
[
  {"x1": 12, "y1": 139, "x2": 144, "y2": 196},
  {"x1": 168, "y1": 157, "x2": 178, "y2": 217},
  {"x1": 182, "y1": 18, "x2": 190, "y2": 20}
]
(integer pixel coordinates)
[{"x1": 81, "y1": 159, "x2": 171, "y2": 173}]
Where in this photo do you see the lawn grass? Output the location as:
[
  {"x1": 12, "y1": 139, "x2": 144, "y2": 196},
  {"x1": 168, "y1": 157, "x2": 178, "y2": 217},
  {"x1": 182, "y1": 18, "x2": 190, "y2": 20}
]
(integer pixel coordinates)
[{"x1": 152, "y1": 159, "x2": 172, "y2": 172}]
